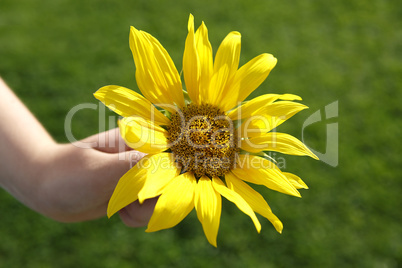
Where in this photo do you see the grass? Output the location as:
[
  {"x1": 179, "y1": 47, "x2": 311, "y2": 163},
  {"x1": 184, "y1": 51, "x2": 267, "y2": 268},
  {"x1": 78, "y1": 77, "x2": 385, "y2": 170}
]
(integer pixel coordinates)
[{"x1": 0, "y1": 0, "x2": 401, "y2": 267}]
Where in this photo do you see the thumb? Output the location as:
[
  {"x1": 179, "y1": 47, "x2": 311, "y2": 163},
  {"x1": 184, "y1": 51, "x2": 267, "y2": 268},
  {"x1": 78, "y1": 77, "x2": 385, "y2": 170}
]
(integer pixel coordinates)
[
  {"x1": 96, "y1": 150, "x2": 157, "y2": 227},
  {"x1": 81, "y1": 128, "x2": 131, "y2": 154},
  {"x1": 89, "y1": 149, "x2": 146, "y2": 196}
]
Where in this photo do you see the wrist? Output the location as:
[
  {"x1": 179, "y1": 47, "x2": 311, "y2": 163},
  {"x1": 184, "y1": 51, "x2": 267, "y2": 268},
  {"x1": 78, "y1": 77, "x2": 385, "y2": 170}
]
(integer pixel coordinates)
[{"x1": 0, "y1": 141, "x2": 61, "y2": 215}]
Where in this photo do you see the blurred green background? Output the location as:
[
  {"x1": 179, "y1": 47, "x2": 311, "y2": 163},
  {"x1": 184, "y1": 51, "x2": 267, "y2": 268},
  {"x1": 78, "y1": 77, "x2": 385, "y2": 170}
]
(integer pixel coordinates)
[{"x1": 1, "y1": 0, "x2": 401, "y2": 267}]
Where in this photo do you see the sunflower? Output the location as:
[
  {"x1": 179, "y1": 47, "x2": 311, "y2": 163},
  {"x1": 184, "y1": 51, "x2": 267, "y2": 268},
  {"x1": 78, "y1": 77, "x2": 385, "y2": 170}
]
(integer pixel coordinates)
[{"x1": 94, "y1": 14, "x2": 318, "y2": 247}]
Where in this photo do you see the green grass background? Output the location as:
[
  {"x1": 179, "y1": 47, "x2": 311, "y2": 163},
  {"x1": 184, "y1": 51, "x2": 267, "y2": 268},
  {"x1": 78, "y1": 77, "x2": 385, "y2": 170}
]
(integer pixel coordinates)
[{"x1": 1, "y1": 0, "x2": 401, "y2": 267}]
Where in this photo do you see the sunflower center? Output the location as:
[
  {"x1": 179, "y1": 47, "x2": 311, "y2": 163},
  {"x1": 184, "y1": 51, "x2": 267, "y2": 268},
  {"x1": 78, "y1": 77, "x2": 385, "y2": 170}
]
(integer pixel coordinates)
[{"x1": 167, "y1": 103, "x2": 239, "y2": 178}]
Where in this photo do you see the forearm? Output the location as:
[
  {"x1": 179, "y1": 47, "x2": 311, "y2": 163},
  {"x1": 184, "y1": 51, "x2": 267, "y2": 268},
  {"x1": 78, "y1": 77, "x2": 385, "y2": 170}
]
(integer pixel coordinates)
[{"x1": 0, "y1": 78, "x2": 57, "y2": 204}]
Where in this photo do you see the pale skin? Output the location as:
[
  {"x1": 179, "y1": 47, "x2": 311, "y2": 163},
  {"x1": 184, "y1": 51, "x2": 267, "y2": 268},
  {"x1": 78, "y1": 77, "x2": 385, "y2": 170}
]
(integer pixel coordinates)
[{"x1": 0, "y1": 77, "x2": 156, "y2": 226}]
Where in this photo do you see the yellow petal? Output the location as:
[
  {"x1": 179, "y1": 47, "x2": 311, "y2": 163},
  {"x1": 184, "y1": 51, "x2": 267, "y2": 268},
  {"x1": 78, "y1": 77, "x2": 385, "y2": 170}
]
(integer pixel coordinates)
[
  {"x1": 225, "y1": 172, "x2": 283, "y2": 233},
  {"x1": 138, "y1": 153, "x2": 180, "y2": 203},
  {"x1": 241, "y1": 132, "x2": 319, "y2": 159},
  {"x1": 233, "y1": 154, "x2": 301, "y2": 197},
  {"x1": 258, "y1": 100, "x2": 308, "y2": 118},
  {"x1": 119, "y1": 116, "x2": 169, "y2": 154},
  {"x1": 107, "y1": 156, "x2": 150, "y2": 217},
  {"x1": 221, "y1": 54, "x2": 277, "y2": 112},
  {"x1": 207, "y1": 31, "x2": 241, "y2": 107},
  {"x1": 129, "y1": 27, "x2": 184, "y2": 111},
  {"x1": 94, "y1": 85, "x2": 170, "y2": 126},
  {"x1": 228, "y1": 93, "x2": 302, "y2": 121},
  {"x1": 195, "y1": 176, "x2": 222, "y2": 247},
  {"x1": 212, "y1": 177, "x2": 261, "y2": 233},
  {"x1": 195, "y1": 21, "x2": 213, "y2": 104},
  {"x1": 146, "y1": 173, "x2": 196, "y2": 232},
  {"x1": 238, "y1": 101, "x2": 308, "y2": 139},
  {"x1": 283, "y1": 172, "x2": 309, "y2": 189},
  {"x1": 183, "y1": 14, "x2": 200, "y2": 104}
]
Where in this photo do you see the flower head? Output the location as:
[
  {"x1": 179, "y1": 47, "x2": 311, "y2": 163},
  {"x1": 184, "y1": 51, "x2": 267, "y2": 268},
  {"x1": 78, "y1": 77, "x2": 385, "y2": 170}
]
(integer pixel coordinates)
[{"x1": 94, "y1": 14, "x2": 318, "y2": 247}]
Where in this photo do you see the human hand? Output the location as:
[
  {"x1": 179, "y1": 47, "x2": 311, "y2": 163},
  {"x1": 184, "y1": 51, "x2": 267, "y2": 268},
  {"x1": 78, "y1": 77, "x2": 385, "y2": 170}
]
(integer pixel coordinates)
[
  {"x1": 33, "y1": 128, "x2": 157, "y2": 225},
  {"x1": 0, "y1": 78, "x2": 154, "y2": 227}
]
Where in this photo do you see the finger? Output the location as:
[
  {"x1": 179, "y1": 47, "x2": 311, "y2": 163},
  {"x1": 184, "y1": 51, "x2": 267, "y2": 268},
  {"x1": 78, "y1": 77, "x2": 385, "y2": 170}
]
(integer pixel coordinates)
[
  {"x1": 118, "y1": 198, "x2": 158, "y2": 228},
  {"x1": 82, "y1": 149, "x2": 146, "y2": 200},
  {"x1": 119, "y1": 150, "x2": 147, "y2": 168},
  {"x1": 82, "y1": 128, "x2": 131, "y2": 153}
]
